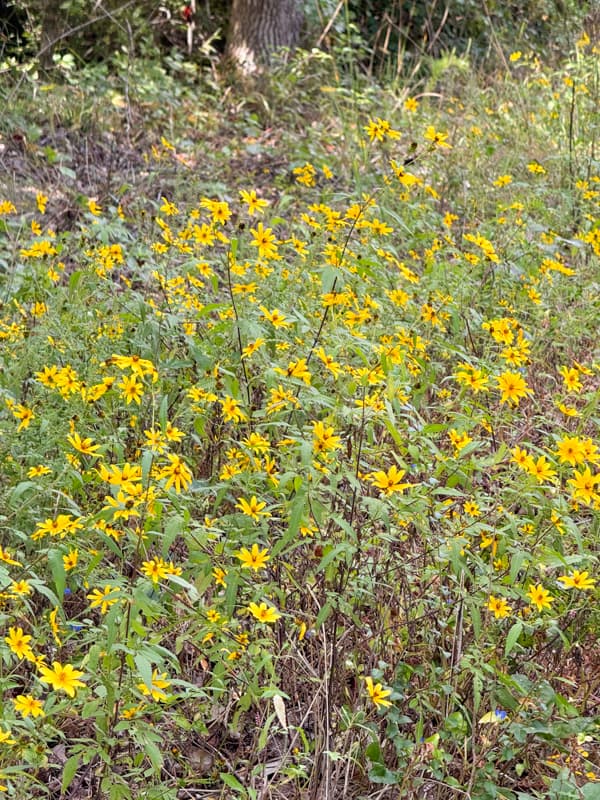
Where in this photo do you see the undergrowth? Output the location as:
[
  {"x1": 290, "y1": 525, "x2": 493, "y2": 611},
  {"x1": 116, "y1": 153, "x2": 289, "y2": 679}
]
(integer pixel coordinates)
[{"x1": 0, "y1": 34, "x2": 600, "y2": 800}]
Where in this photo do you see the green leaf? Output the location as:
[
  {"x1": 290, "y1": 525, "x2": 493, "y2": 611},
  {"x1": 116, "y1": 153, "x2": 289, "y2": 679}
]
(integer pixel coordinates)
[
  {"x1": 369, "y1": 763, "x2": 398, "y2": 784},
  {"x1": 473, "y1": 672, "x2": 482, "y2": 715},
  {"x1": 141, "y1": 449, "x2": 154, "y2": 484},
  {"x1": 44, "y1": 145, "x2": 57, "y2": 163},
  {"x1": 470, "y1": 601, "x2": 481, "y2": 640},
  {"x1": 509, "y1": 550, "x2": 528, "y2": 583},
  {"x1": 257, "y1": 711, "x2": 276, "y2": 750},
  {"x1": 105, "y1": 598, "x2": 124, "y2": 651},
  {"x1": 315, "y1": 601, "x2": 333, "y2": 629},
  {"x1": 421, "y1": 423, "x2": 448, "y2": 435},
  {"x1": 582, "y1": 783, "x2": 600, "y2": 800},
  {"x1": 165, "y1": 572, "x2": 196, "y2": 592},
  {"x1": 61, "y1": 755, "x2": 80, "y2": 794},
  {"x1": 223, "y1": 569, "x2": 239, "y2": 618},
  {"x1": 220, "y1": 772, "x2": 246, "y2": 793},
  {"x1": 365, "y1": 741, "x2": 382, "y2": 762},
  {"x1": 158, "y1": 394, "x2": 169, "y2": 431},
  {"x1": 143, "y1": 738, "x2": 164, "y2": 772},
  {"x1": 109, "y1": 784, "x2": 133, "y2": 800},
  {"x1": 8, "y1": 481, "x2": 37, "y2": 505},
  {"x1": 317, "y1": 542, "x2": 356, "y2": 572},
  {"x1": 271, "y1": 486, "x2": 305, "y2": 557},
  {"x1": 48, "y1": 549, "x2": 66, "y2": 602},
  {"x1": 81, "y1": 699, "x2": 101, "y2": 719},
  {"x1": 135, "y1": 653, "x2": 154, "y2": 693},
  {"x1": 505, "y1": 621, "x2": 523, "y2": 657},
  {"x1": 68, "y1": 270, "x2": 82, "y2": 291},
  {"x1": 433, "y1": 486, "x2": 466, "y2": 497},
  {"x1": 29, "y1": 581, "x2": 59, "y2": 607},
  {"x1": 59, "y1": 165, "x2": 77, "y2": 179},
  {"x1": 109, "y1": 784, "x2": 132, "y2": 800},
  {"x1": 382, "y1": 416, "x2": 404, "y2": 448},
  {"x1": 162, "y1": 515, "x2": 184, "y2": 556}
]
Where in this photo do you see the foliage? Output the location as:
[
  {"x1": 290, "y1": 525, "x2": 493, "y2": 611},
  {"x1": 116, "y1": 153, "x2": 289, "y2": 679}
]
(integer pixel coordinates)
[
  {"x1": 1, "y1": 0, "x2": 225, "y2": 67},
  {"x1": 0, "y1": 22, "x2": 599, "y2": 800},
  {"x1": 3, "y1": 0, "x2": 595, "y2": 76},
  {"x1": 347, "y1": 0, "x2": 595, "y2": 69}
]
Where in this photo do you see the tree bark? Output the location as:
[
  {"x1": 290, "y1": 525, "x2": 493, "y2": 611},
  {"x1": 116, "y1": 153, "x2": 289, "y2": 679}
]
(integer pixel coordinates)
[{"x1": 225, "y1": 0, "x2": 303, "y2": 74}]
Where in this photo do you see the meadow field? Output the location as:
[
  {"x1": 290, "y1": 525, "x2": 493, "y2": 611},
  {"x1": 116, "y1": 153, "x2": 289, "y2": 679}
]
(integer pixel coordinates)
[{"x1": 0, "y1": 26, "x2": 599, "y2": 799}]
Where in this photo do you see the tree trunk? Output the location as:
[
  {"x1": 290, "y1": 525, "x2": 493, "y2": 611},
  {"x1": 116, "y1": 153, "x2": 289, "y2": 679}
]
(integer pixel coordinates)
[{"x1": 225, "y1": 0, "x2": 303, "y2": 74}]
